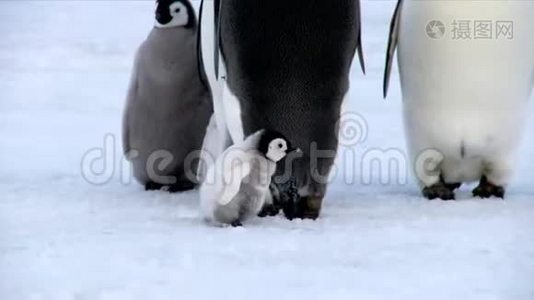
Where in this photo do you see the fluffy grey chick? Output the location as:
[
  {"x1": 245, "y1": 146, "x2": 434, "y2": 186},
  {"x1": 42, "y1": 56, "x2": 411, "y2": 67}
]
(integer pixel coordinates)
[{"x1": 123, "y1": 0, "x2": 212, "y2": 192}]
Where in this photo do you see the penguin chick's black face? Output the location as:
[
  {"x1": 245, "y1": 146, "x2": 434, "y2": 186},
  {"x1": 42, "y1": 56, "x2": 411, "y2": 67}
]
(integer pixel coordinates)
[
  {"x1": 258, "y1": 130, "x2": 295, "y2": 163},
  {"x1": 155, "y1": 0, "x2": 195, "y2": 28}
]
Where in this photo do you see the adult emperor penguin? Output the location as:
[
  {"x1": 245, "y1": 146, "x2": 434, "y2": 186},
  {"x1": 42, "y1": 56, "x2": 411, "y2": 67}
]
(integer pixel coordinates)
[
  {"x1": 200, "y1": 130, "x2": 296, "y2": 226},
  {"x1": 199, "y1": 0, "x2": 365, "y2": 219},
  {"x1": 123, "y1": 0, "x2": 212, "y2": 192},
  {"x1": 384, "y1": 0, "x2": 534, "y2": 199}
]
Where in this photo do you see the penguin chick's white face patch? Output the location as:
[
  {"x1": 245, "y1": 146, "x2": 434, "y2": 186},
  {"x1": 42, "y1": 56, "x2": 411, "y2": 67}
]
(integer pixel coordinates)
[
  {"x1": 266, "y1": 138, "x2": 289, "y2": 162},
  {"x1": 155, "y1": 2, "x2": 189, "y2": 28}
]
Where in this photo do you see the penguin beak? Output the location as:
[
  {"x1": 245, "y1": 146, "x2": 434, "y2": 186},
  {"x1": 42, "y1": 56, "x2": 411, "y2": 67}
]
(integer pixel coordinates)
[{"x1": 290, "y1": 147, "x2": 303, "y2": 154}]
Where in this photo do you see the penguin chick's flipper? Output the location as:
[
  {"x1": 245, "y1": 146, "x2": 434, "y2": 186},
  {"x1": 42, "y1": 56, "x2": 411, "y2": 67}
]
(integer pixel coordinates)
[
  {"x1": 168, "y1": 180, "x2": 197, "y2": 193},
  {"x1": 422, "y1": 182, "x2": 456, "y2": 201},
  {"x1": 472, "y1": 176, "x2": 505, "y2": 199},
  {"x1": 383, "y1": 0, "x2": 403, "y2": 98}
]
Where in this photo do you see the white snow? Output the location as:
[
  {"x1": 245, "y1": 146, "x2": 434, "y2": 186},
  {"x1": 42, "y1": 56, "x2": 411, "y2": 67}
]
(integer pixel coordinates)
[{"x1": 1, "y1": 1, "x2": 534, "y2": 299}]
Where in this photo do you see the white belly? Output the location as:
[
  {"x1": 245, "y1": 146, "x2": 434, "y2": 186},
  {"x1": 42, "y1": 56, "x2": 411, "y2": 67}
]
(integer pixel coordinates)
[{"x1": 398, "y1": 0, "x2": 534, "y2": 185}]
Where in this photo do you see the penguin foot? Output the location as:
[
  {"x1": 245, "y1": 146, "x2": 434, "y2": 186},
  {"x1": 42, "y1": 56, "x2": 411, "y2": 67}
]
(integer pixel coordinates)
[
  {"x1": 168, "y1": 181, "x2": 196, "y2": 193},
  {"x1": 298, "y1": 196, "x2": 323, "y2": 220},
  {"x1": 281, "y1": 197, "x2": 298, "y2": 220},
  {"x1": 439, "y1": 175, "x2": 461, "y2": 191},
  {"x1": 230, "y1": 220, "x2": 243, "y2": 227},
  {"x1": 445, "y1": 182, "x2": 462, "y2": 191},
  {"x1": 258, "y1": 204, "x2": 280, "y2": 218},
  {"x1": 422, "y1": 183, "x2": 455, "y2": 201},
  {"x1": 145, "y1": 181, "x2": 164, "y2": 191},
  {"x1": 272, "y1": 176, "x2": 300, "y2": 220},
  {"x1": 281, "y1": 194, "x2": 323, "y2": 220},
  {"x1": 473, "y1": 176, "x2": 505, "y2": 199}
]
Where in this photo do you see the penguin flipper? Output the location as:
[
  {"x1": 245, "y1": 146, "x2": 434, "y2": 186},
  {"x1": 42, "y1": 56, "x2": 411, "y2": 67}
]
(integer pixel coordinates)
[
  {"x1": 122, "y1": 51, "x2": 140, "y2": 156},
  {"x1": 214, "y1": 0, "x2": 222, "y2": 79},
  {"x1": 197, "y1": 0, "x2": 209, "y2": 88},
  {"x1": 383, "y1": 0, "x2": 403, "y2": 98},
  {"x1": 198, "y1": 0, "x2": 221, "y2": 80},
  {"x1": 356, "y1": 0, "x2": 366, "y2": 74},
  {"x1": 357, "y1": 32, "x2": 365, "y2": 75},
  {"x1": 218, "y1": 157, "x2": 253, "y2": 206}
]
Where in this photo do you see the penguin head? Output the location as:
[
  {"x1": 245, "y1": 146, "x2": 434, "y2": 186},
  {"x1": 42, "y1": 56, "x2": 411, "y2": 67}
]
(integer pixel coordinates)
[
  {"x1": 258, "y1": 130, "x2": 298, "y2": 163},
  {"x1": 154, "y1": 0, "x2": 195, "y2": 29}
]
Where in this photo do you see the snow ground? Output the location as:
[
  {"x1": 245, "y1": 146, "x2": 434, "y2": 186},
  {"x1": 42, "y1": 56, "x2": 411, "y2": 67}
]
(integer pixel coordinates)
[{"x1": 1, "y1": 1, "x2": 533, "y2": 299}]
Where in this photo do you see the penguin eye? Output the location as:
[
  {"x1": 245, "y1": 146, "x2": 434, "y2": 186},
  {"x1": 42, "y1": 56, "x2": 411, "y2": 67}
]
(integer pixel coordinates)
[
  {"x1": 175, "y1": 8, "x2": 181, "y2": 13},
  {"x1": 278, "y1": 143, "x2": 283, "y2": 149}
]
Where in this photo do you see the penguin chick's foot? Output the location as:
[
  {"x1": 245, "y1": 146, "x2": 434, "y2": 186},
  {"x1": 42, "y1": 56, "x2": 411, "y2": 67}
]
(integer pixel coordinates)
[
  {"x1": 472, "y1": 176, "x2": 505, "y2": 199},
  {"x1": 422, "y1": 182, "x2": 456, "y2": 201}
]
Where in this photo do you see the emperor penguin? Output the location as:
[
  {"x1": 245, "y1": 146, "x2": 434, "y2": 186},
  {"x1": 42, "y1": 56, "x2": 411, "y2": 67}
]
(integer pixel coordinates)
[
  {"x1": 200, "y1": 130, "x2": 296, "y2": 226},
  {"x1": 123, "y1": 0, "x2": 213, "y2": 192},
  {"x1": 199, "y1": 0, "x2": 365, "y2": 219},
  {"x1": 384, "y1": 0, "x2": 534, "y2": 200}
]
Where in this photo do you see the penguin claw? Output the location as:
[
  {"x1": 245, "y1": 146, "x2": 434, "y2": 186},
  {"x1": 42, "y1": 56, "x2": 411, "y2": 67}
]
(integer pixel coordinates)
[
  {"x1": 422, "y1": 183, "x2": 456, "y2": 201},
  {"x1": 472, "y1": 176, "x2": 505, "y2": 199}
]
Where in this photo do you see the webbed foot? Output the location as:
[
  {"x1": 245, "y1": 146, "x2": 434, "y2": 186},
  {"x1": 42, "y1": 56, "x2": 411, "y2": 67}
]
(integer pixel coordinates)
[
  {"x1": 422, "y1": 182, "x2": 456, "y2": 201},
  {"x1": 230, "y1": 220, "x2": 243, "y2": 227},
  {"x1": 168, "y1": 181, "x2": 196, "y2": 193},
  {"x1": 473, "y1": 176, "x2": 505, "y2": 199},
  {"x1": 145, "y1": 181, "x2": 164, "y2": 191}
]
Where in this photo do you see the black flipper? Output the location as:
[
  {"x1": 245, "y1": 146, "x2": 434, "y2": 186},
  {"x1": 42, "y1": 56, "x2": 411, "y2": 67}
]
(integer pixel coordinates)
[
  {"x1": 197, "y1": 0, "x2": 222, "y2": 83},
  {"x1": 356, "y1": 0, "x2": 366, "y2": 74},
  {"x1": 383, "y1": 0, "x2": 403, "y2": 98},
  {"x1": 197, "y1": 0, "x2": 209, "y2": 88},
  {"x1": 214, "y1": 0, "x2": 222, "y2": 79}
]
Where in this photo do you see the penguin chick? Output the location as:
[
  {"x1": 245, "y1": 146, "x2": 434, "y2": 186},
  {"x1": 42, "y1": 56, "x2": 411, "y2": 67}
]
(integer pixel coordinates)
[
  {"x1": 200, "y1": 130, "x2": 297, "y2": 226},
  {"x1": 123, "y1": 0, "x2": 212, "y2": 192}
]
